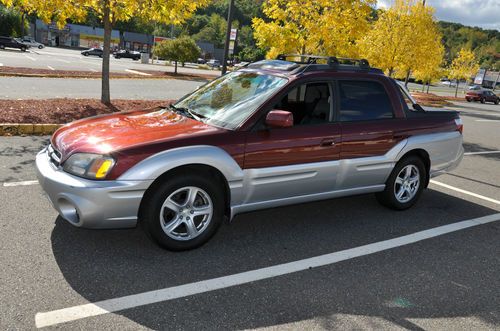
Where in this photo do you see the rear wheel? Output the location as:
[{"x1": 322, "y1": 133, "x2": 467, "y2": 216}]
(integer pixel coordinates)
[
  {"x1": 466, "y1": 98, "x2": 471, "y2": 102},
  {"x1": 495, "y1": 98, "x2": 499, "y2": 105},
  {"x1": 20, "y1": 46, "x2": 26, "y2": 52},
  {"x1": 0, "y1": 44, "x2": 4, "y2": 49},
  {"x1": 376, "y1": 156, "x2": 426, "y2": 210},
  {"x1": 141, "y1": 173, "x2": 224, "y2": 251},
  {"x1": 480, "y1": 97, "x2": 485, "y2": 104},
  {"x1": 38, "y1": 45, "x2": 43, "y2": 49}
]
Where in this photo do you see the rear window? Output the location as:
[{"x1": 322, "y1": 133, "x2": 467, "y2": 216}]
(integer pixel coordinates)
[{"x1": 339, "y1": 80, "x2": 394, "y2": 121}]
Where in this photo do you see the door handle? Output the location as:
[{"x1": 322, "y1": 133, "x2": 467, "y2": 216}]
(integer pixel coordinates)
[{"x1": 320, "y1": 138, "x2": 335, "y2": 147}]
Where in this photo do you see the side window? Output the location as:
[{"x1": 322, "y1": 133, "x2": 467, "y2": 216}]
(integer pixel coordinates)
[
  {"x1": 274, "y1": 82, "x2": 332, "y2": 125},
  {"x1": 339, "y1": 80, "x2": 394, "y2": 121}
]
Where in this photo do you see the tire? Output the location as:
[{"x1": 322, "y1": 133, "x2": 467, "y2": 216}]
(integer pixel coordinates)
[
  {"x1": 38, "y1": 45, "x2": 43, "y2": 49},
  {"x1": 21, "y1": 47, "x2": 26, "y2": 52},
  {"x1": 141, "y1": 172, "x2": 224, "y2": 251},
  {"x1": 466, "y1": 98, "x2": 471, "y2": 102},
  {"x1": 495, "y1": 98, "x2": 499, "y2": 105},
  {"x1": 0, "y1": 44, "x2": 4, "y2": 49},
  {"x1": 376, "y1": 156, "x2": 426, "y2": 210},
  {"x1": 480, "y1": 97, "x2": 485, "y2": 104},
  {"x1": 83, "y1": 52, "x2": 88, "y2": 56}
]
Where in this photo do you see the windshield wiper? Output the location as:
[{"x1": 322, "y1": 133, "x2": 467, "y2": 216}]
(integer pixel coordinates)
[{"x1": 169, "y1": 104, "x2": 205, "y2": 122}]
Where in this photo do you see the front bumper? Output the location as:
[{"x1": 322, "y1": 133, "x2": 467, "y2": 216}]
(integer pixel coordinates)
[{"x1": 35, "y1": 148, "x2": 153, "y2": 229}]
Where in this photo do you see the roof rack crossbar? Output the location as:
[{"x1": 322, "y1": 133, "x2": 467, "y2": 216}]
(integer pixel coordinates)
[{"x1": 276, "y1": 54, "x2": 370, "y2": 70}]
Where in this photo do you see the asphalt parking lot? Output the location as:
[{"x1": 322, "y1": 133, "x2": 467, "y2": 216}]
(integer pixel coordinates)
[
  {"x1": 0, "y1": 105, "x2": 499, "y2": 330},
  {"x1": 0, "y1": 46, "x2": 220, "y2": 76}
]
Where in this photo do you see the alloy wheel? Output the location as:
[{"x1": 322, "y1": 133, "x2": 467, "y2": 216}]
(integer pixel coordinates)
[
  {"x1": 159, "y1": 186, "x2": 213, "y2": 241},
  {"x1": 394, "y1": 164, "x2": 420, "y2": 203}
]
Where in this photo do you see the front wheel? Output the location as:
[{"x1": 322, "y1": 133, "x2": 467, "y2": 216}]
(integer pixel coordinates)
[
  {"x1": 376, "y1": 156, "x2": 426, "y2": 210},
  {"x1": 141, "y1": 174, "x2": 224, "y2": 251},
  {"x1": 480, "y1": 97, "x2": 485, "y2": 104},
  {"x1": 495, "y1": 98, "x2": 499, "y2": 105},
  {"x1": 20, "y1": 47, "x2": 26, "y2": 52},
  {"x1": 38, "y1": 45, "x2": 43, "y2": 49}
]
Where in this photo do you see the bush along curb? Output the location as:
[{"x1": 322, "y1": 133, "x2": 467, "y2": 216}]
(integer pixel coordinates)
[{"x1": 0, "y1": 123, "x2": 62, "y2": 136}]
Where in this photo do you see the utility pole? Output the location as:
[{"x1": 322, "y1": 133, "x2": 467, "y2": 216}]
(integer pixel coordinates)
[{"x1": 221, "y1": 0, "x2": 234, "y2": 75}]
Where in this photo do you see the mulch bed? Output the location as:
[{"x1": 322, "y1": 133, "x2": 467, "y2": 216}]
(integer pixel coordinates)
[
  {"x1": 411, "y1": 92, "x2": 464, "y2": 107},
  {"x1": 0, "y1": 66, "x2": 213, "y2": 81},
  {"x1": 0, "y1": 99, "x2": 174, "y2": 124}
]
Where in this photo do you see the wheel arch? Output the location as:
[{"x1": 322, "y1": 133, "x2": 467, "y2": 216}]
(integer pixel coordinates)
[
  {"x1": 398, "y1": 148, "x2": 431, "y2": 187},
  {"x1": 138, "y1": 163, "x2": 232, "y2": 223}
]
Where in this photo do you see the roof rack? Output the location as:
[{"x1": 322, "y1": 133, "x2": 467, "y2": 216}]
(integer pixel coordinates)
[{"x1": 276, "y1": 54, "x2": 372, "y2": 73}]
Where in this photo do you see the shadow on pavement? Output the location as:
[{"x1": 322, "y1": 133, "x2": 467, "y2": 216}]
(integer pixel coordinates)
[{"x1": 50, "y1": 189, "x2": 500, "y2": 329}]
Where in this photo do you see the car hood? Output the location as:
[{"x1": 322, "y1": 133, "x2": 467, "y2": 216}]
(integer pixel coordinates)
[{"x1": 51, "y1": 108, "x2": 223, "y2": 160}]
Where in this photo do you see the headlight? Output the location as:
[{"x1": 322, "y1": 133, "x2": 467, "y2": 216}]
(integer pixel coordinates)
[{"x1": 63, "y1": 153, "x2": 115, "y2": 179}]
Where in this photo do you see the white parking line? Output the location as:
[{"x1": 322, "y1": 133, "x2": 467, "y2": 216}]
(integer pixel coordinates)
[
  {"x1": 24, "y1": 55, "x2": 37, "y2": 61},
  {"x1": 430, "y1": 180, "x2": 500, "y2": 205},
  {"x1": 2, "y1": 180, "x2": 39, "y2": 187},
  {"x1": 125, "y1": 69, "x2": 152, "y2": 76},
  {"x1": 55, "y1": 58, "x2": 71, "y2": 63},
  {"x1": 464, "y1": 151, "x2": 500, "y2": 156},
  {"x1": 475, "y1": 119, "x2": 500, "y2": 122},
  {"x1": 34, "y1": 213, "x2": 500, "y2": 328},
  {"x1": 0, "y1": 63, "x2": 3, "y2": 66},
  {"x1": 47, "y1": 65, "x2": 55, "y2": 71}
]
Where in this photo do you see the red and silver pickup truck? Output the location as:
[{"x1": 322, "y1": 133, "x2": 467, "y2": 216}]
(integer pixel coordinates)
[{"x1": 36, "y1": 55, "x2": 464, "y2": 250}]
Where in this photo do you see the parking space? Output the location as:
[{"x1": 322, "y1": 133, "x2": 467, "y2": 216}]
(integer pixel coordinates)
[{"x1": 0, "y1": 104, "x2": 499, "y2": 329}]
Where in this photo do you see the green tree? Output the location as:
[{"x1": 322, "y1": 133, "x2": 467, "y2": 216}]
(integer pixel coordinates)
[
  {"x1": 0, "y1": 0, "x2": 209, "y2": 104},
  {"x1": 154, "y1": 37, "x2": 201, "y2": 74},
  {"x1": 0, "y1": 5, "x2": 27, "y2": 37}
]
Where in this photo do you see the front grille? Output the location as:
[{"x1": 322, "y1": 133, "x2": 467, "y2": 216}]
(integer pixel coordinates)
[{"x1": 47, "y1": 144, "x2": 62, "y2": 167}]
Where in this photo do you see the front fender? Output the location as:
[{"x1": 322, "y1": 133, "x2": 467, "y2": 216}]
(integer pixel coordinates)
[{"x1": 118, "y1": 145, "x2": 244, "y2": 184}]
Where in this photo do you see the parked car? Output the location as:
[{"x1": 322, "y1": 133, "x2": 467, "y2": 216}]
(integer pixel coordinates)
[
  {"x1": 466, "y1": 90, "x2": 499, "y2": 104},
  {"x1": 18, "y1": 36, "x2": 44, "y2": 49},
  {"x1": 439, "y1": 80, "x2": 456, "y2": 87},
  {"x1": 114, "y1": 49, "x2": 140, "y2": 60},
  {"x1": 0, "y1": 36, "x2": 28, "y2": 52},
  {"x1": 197, "y1": 58, "x2": 206, "y2": 64},
  {"x1": 467, "y1": 85, "x2": 482, "y2": 91},
  {"x1": 81, "y1": 48, "x2": 103, "y2": 57},
  {"x1": 36, "y1": 55, "x2": 464, "y2": 251},
  {"x1": 207, "y1": 59, "x2": 220, "y2": 68}
]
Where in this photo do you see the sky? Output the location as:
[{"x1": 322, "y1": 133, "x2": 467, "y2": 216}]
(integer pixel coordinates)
[{"x1": 377, "y1": 0, "x2": 500, "y2": 31}]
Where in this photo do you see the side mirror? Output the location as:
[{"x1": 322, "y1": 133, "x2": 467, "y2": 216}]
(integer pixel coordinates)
[
  {"x1": 412, "y1": 103, "x2": 425, "y2": 112},
  {"x1": 265, "y1": 110, "x2": 294, "y2": 128}
]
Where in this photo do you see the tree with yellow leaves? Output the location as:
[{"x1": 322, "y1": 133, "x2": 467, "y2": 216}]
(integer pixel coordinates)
[
  {"x1": 0, "y1": 0, "x2": 209, "y2": 104},
  {"x1": 252, "y1": 0, "x2": 375, "y2": 59},
  {"x1": 449, "y1": 48, "x2": 479, "y2": 97},
  {"x1": 359, "y1": 0, "x2": 443, "y2": 84}
]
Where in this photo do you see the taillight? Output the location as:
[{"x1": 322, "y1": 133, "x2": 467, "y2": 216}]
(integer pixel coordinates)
[{"x1": 455, "y1": 118, "x2": 463, "y2": 134}]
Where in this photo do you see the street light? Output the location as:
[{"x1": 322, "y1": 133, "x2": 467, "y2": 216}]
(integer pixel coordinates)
[{"x1": 221, "y1": 0, "x2": 235, "y2": 75}]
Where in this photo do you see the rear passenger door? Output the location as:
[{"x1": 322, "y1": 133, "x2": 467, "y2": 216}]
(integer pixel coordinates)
[{"x1": 336, "y1": 79, "x2": 405, "y2": 189}]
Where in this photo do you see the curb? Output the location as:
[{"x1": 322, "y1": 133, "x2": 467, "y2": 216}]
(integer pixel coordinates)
[{"x1": 0, "y1": 123, "x2": 62, "y2": 136}]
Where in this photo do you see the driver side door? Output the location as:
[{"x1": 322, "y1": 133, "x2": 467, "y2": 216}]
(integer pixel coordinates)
[{"x1": 243, "y1": 80, "x2": 341, "y2": 204}]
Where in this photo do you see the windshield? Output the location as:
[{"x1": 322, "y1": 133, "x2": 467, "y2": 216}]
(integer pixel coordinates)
[{"x1": 174, "y1": 71, "x2": 288, "y2": 130}]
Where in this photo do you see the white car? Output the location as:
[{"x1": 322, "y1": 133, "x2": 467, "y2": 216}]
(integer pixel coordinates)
[
  {"x1": 440, "y1": 80, "x2": 456, "y2": 87},
  {"x1": 19, "y1": 36, "x2": 44, "y2": 49}
]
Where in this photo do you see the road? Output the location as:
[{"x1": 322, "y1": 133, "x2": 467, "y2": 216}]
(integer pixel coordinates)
[
  {"x1": 0, "y1": 76, "x2": 202, "y2": 100},
  {"x1": 1, "y1": 104, "x2": 499, "y2": 330},
  {"x1": 0, "y1": 46, "x2": 220, "y2": 76}
]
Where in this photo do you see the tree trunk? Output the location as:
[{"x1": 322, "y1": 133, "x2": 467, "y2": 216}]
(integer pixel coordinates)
[
  {"x1": 101, "y1": 0, "x2": 112, "y2": 105},
  {"x1": 21, "y1": 11, "x2": 25, "y2": 37},
  {"x1": 454, "y1": 80, "x2": 459, "y2": 98},
  {"x1": 388, "y1": 67, "x2": 394, "y2": 77},
  {"x1": 421, "y1": 82, "x2": 425, "y2": 92},
  {"x1": 174, "y1": 61, "x2": 178, "y2": 74},
  {"x1": 426, "y1": 81, "x2": 430, "y2": 93},
  {"x1": 404, "y1": 69, "x2": 411, "y2": 88}
]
